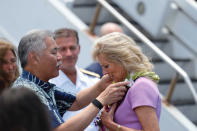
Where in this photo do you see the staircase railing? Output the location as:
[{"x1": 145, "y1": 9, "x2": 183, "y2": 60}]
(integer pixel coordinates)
[{"x1": 89, "y1": 0, "x2": 197, "y2": 104}]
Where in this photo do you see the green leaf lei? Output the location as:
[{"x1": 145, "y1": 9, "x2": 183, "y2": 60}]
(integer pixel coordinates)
[{"x1": 131, "y1": 71, "x2": 160, "y2": 83}]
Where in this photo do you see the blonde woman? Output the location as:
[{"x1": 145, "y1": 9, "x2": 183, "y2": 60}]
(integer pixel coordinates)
[{"x1": 92, "y1": 32, "x2": 161, "y2": 131}]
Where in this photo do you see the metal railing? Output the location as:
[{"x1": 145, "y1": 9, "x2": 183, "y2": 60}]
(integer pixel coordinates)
[{"x1": 90, "y1": 0, "x2": 197, "y2": 104}]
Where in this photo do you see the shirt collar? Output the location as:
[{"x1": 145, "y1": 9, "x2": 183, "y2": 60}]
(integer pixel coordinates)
[
  {"x1": 76, "y1": 66, "x2": 87, "y2": 85},
  {"x1": 22, "y1": 70, "x2": 56, "y2": 92}
]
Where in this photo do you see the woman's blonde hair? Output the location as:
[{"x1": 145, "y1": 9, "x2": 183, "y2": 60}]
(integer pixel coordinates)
[{"x1": 92, "y1": 32, "x2": 153, "y2": 73}]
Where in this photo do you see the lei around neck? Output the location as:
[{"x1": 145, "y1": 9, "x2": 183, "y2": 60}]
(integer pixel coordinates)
[{"x1": 131, "y1": 71, "x2": 160, "y2": 83}]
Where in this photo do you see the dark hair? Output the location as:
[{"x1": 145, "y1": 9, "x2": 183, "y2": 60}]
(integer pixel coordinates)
[
  {"x1": 0, "y1": 87, "x2": 52, "y2": 131},
  {"x1": 54, "y1": 28, "x2": 79, "y2": 44},
  {"x1": 0, "y1": 39, "x2": 19, "y2": 92}
]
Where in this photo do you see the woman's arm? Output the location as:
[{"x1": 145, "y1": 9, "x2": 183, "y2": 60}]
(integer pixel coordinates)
[
  {"x1": 101, "y1": 104, "x2": 159, "y2": 131},
  {"x1": 134, "y1": 106, "x2": 160, "y2": 131}
]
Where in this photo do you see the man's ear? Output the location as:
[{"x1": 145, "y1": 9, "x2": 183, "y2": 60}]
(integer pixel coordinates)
[{"x1": 28, "y1": 51, "x2": 40, "y2": 65}]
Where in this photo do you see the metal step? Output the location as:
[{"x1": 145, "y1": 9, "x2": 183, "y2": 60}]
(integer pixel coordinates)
[
  {"x1": 110, "y1": 0, "x2": 171, "y2": 37},
  {"x1": 177, "y1": 104, "x2": 197, "y2": 126},
  {"x1": 159, "y1": 82, "x2": 197, "y2": 105},
  {"x1": 139, "y1": 36, "x2": 194, "y2": 60},
  {"x1": 72, "y1": 0, "x2": 98, "y2": 6},
  {"x1": 71, "y1": 6, "x2": 119, "y2": 24},
  {"x1": 71, "y1": 0, "x2": 124, "y2": 24},
  {"x1": 154, "y1": 60, "x2": 197, "y2": 80},
  {"x1": 71, "y1": 0, "x2": 141, "y2": 36}
]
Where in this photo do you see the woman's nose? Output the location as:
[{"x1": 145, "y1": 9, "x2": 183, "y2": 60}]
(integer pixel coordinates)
[
  {"x1": 8, "y1": 60, "x2": 16, "y2": 68},
  {"x1": 9, "y1": 64, "x2": 14, "y2": 70}
]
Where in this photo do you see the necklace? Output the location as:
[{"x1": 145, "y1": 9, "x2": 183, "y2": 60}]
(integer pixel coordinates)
[{"x1": 131, "y1": 71, "x2": 160, "y2": 83}]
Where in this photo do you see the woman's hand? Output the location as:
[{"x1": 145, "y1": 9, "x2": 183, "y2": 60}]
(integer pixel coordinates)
[
  {"x1": 100, "y1": 103, "x2": 117, "y2": 127},
  {"x1": 98, "y1": 74, "x2": 114, "y2": 92},
  {"x1": 100, "y1": 104, "x2": 144, "y2": 131}
]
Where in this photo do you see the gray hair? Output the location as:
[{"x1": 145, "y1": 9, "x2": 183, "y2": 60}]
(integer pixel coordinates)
[{"x1": 18, "y1": 30, "x2": 54, "y2": 68}]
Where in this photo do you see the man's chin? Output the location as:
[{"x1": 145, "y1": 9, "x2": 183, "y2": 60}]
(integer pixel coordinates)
[{"x1": 52, "y1": 71, "x2": 59, "y2": 79}]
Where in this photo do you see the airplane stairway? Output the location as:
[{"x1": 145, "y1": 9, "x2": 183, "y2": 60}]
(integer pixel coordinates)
[{"x1": 0, "y1": 0, "x2": 196, "y2": 130}]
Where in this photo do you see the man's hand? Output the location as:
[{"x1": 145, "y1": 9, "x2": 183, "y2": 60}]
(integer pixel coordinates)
[{"x1": 96, "y1": 81, "x2": 129, "y2": 106}]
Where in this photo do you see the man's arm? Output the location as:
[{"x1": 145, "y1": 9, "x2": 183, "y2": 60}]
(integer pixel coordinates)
[
  {"x1": 54, "y1": 103, "x2": 100, "y2": 131},
  {"x1": 68, "y1": 74, "x2": 112, "y2": 111},
  {"x1": 54, "y1": 81, "x2": 128, "y2": 131}
]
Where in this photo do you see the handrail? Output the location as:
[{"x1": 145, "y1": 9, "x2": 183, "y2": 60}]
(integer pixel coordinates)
[
  {"x1": 48, "y1": 0, "x2": 88, "y2": 30},
  {"x1": 97, "y1": 0, "x2": 197, "y2": 103},
  {"x1": 89, "y1": 3, "x2": 102, "y2": 35},
  {"x1": 166, "y1": 73, "x2": 179, "y2": 103}
]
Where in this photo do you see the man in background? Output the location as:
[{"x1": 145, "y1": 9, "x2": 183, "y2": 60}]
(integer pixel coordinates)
[
  {"x1": 50, "y1": 28, "x2": 100, "y2": 131},
  {"x1": 100, "y1": 22, "x2": 123, "y2": 36}
]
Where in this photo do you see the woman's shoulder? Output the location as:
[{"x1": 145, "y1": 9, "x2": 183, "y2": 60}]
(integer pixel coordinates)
[
  {"x1": 134, "y1": 77, "x2": 157, "y2": 87},
  {"x1": 130, "y1": 77, "x2": 159, "y2": 94}
]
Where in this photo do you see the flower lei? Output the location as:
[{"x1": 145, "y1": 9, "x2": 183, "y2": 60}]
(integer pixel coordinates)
[
  {"x1": 94, "y1": 71, "x2": 160, "y2": 130},
  {"x1": 132, "y1": 71, "x2": 160, "y2": 83}
]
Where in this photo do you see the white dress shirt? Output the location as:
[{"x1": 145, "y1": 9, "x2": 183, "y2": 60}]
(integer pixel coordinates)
[{"x1": 50, "y1": 66, "x2": 100, "y2": 131}]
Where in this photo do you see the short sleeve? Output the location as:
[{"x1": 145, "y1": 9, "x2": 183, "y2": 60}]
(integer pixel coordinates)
[
  {"x1": 128, "y1": 77, "x2": 159, "y2": 109},
  {"x1": 48, "y1": 108, "x2": 63, "y2": 128},
  {"x1": 55, "y1": 88, "x2": 76, "y2": 116}
]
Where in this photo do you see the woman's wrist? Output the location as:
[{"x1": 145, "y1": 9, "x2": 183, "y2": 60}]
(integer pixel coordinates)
[
  {"x1": 116, "y1": 124, "x2": 121, "y2": 131},
  {"x1": 104, "y1": 120, "x2": 118, "y2": 130}
]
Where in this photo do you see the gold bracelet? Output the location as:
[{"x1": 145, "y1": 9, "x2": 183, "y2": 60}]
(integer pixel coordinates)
[{"x1": 116, "y1": 124, "x2": 121, "y2": 131}]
